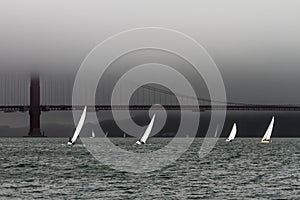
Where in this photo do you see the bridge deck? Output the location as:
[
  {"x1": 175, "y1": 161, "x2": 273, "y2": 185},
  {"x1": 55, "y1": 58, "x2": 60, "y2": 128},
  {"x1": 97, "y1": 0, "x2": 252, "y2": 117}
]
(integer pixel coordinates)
[{"x1": 1, "y1": 105, "x2": 300, "y2": 112}]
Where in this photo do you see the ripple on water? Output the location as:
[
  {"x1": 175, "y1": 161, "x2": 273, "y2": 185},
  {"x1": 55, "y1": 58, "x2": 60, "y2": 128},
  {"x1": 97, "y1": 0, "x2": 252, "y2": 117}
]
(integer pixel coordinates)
[{"x1": 0, "y1": 138, "x2": 300, "y2": 199}]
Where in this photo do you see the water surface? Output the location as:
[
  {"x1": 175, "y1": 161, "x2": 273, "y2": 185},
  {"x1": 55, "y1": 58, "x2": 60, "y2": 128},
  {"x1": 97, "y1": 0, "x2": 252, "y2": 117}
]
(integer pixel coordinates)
[{"x1": 0, "y1": 138, "x2": 299, "y2": 199}]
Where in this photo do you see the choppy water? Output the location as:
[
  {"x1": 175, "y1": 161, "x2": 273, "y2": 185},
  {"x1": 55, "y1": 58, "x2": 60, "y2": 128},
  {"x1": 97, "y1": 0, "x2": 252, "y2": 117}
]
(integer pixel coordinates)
[{"x1": 0, "y1": 138, "x2": 299, "y2": 199}]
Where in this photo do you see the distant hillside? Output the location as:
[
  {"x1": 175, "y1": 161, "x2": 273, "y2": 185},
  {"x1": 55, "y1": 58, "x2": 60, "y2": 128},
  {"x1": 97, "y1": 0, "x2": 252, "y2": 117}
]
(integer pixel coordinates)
[{"x1": 0, "y1": 111, "x2": 300, "y2": 137}]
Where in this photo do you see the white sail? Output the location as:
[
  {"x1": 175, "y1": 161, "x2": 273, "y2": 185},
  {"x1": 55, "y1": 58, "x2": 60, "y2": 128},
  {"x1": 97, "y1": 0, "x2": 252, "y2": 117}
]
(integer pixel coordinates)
[
  {"x1": 262, "y1": 116, "x2": 274, "y2": 141},
  {"x1": 105, "y1": 131, "x2": 108, "y2": 137},
  {"x1": 68, "y1": 106, "x2": 87, "y2": 144},
  {"x1": 226, "y1": 123, "x2": 237, "y2": 141},
  {"x1": 91, "y1": 130, "x2": 95, "y2": 138},
  {"x1": 214, "y1": 125, "x2": 219, "y2": 138},
  {"x1": 136, "y1": 114, "x2": 156, "y2": 144}
]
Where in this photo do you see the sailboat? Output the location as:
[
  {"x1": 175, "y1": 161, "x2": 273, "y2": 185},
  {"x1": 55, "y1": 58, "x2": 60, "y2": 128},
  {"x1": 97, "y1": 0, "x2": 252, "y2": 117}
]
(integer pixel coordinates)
[
  {"x1": 105, "y1": 131, "x2": 108, "y2": 137},
  {"x1": 68, "y1": 106, "x2": 87, "y2": 145},
  {"x1": 90, "y1": 130, "x2": 95, "y2": 138},
  {"x1": 261, "y1": 116, "x2": 274, "y2": 144},
  {"x1": 123, "y1": 133, "x2": 126, "y2": 138},
  {"x1": 226, "y1": 123, "x2": 237, "y2": 142},
  {"x1": 135, "y1": 114, "x2": 156, "y2": 145},
  {"x1": 214, "y1": 125, "x2": 219, "y2": 138}
]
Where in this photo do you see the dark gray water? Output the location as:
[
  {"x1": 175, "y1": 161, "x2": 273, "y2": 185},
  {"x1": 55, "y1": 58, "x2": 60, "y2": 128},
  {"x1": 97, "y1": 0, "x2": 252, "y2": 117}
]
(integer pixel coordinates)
[{"x1": 0, "y1": 138, "x2": 299, "y2": 199}]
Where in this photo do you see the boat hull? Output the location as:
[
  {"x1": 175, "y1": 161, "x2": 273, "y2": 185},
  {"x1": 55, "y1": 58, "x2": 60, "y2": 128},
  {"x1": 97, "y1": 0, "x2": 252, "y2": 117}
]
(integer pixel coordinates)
[
  {"x1": 261, "y1": 139, "x2": 271, "y2": 144},
  {"x1": 135, "y1": 141, "x2": 144, "y2": 145}
]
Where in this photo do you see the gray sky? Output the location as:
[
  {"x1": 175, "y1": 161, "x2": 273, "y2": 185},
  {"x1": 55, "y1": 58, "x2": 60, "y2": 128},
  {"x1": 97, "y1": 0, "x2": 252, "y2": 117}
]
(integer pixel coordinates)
[
  {"x1": 0, "y1": 0, "x2": 300, "y2": 136},
  {"x1": 0, "y1": 0, "x2": 300, "y2": 101},
  {"x1": 0, "y1": 0, "x2": 300, "y2": 104}
]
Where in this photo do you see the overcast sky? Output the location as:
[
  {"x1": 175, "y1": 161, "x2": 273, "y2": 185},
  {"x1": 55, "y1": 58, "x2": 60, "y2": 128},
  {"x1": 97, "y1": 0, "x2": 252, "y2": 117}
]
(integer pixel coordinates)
[
  {"x1": 0, "y1": 0, "x2": 300, "y2": 104},
  {"x1": 0, "y1": 0, "x2": 300, "y2": 136}
]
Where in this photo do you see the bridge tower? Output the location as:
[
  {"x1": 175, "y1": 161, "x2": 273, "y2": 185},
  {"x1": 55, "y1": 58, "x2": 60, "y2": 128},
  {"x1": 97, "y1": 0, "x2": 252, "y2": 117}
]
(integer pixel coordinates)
[{"x1": 28, "y1": 74, "x2": 44, "y2": 137}]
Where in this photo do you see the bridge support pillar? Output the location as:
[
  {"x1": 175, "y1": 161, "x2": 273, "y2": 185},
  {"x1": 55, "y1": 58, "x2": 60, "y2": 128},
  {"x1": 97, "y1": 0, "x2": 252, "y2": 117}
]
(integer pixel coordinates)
[{"x1": 28, "y1": 74, "x2": 44, "y2": 137}]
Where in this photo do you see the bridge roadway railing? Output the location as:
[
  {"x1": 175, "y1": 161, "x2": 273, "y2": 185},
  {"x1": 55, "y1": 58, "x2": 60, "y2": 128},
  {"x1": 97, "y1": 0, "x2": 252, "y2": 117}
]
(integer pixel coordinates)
[{"x1": 2, "y1": 104, "x2": 300, "y2": 112}]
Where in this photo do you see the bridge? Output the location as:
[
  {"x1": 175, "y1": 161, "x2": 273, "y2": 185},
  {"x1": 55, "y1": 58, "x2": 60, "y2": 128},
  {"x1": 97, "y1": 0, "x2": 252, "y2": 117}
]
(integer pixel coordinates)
[{"x1": 1, "y1": 74, "x2": 300, "y2": 137}]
